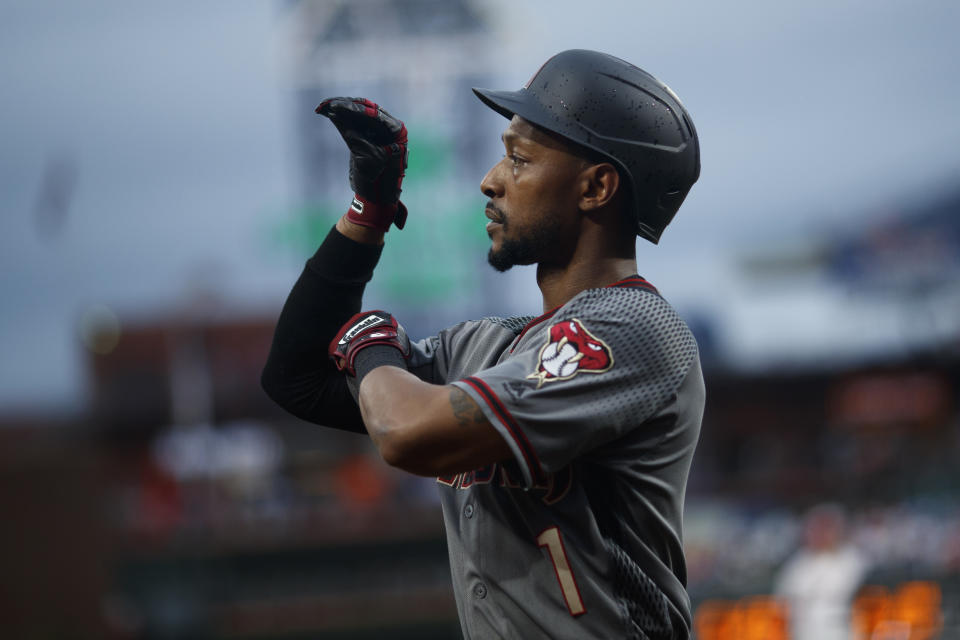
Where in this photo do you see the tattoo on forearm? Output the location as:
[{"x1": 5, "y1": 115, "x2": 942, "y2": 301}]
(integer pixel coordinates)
[{"x1": 450, "y1": 387, "x2": 486, "y2": 428}]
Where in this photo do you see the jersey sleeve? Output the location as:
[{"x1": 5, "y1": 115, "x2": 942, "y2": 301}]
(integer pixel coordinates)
[
  {"x1": 405, "y1": 333, "x2": 445, "y2": 384},
  {"x1": 450, "y1": 288, "x2": 700, "y2": 488},
  {"x1": 404, "y1": 316, "x2": 532, "y2": 385}
]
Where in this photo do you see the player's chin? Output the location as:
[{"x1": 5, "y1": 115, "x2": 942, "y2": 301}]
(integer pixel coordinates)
[
  {"x1": 487, "y1": 246, "x2": 514, "y2": 272},
  {"x1": 488, "y1": 236, "x2": 539, "y2": 272}
]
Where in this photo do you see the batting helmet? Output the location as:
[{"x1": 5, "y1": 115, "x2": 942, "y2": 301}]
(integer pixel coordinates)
[{"x1": 473, "y1": 49, "x2": 700, "y2": 244}]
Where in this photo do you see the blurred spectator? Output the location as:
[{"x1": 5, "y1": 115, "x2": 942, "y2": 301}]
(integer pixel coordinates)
[
  {"x1": 774, "y1": 503, "x2": 869, "y2": 640},
  {"x1": 332, "y1": 451, "x2": 395, "y2": 512}
]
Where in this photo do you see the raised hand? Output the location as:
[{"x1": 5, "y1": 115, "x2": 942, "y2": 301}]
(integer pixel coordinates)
[{"x1": 317, "y1": 97, "x2": 408, "y2": 231}]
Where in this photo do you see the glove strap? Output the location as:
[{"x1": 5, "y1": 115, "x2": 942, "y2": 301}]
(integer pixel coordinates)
[
  {"x1": 345, "y1": 194, "x2": 407, "y2": 232},
  {"x1": 329, "y1": 310, "x2": 410, "y2": 376}
]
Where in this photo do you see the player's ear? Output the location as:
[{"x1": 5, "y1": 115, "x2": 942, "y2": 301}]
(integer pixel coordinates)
[{"x1": 577, "y1": 163, "x2": 620, "y2": 212}]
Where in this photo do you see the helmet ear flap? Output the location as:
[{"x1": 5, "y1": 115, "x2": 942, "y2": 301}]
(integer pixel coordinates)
[
  {"x1": 659, "y1": 189, "x2": 686, "y2": 212},
  {"x1": 640, "y1": 188, "x2": 691, "y2": 243}
]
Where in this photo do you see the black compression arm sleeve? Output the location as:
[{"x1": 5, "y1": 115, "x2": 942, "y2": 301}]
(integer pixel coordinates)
[{"x1": 261, "y1": 226, "x2": 383, "y2": 432}]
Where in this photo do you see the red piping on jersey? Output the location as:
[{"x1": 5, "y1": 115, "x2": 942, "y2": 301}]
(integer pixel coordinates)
[
  {"x1": 510, "y1": 306, "x2": 561, "y2": 353},
  {"x1": 461, "y1": 376, "x2": 545, "y2": 484}
]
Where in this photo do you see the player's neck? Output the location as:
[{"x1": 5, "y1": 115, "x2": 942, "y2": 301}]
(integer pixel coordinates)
[{"x1": 535, "y1": 255, "x2": 638, "y2": 313}]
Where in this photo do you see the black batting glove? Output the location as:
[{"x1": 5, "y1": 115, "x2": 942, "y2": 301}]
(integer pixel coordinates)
[
  {"x1": 316, "y1": 97, "x2": 409, "y2": 232},
  {"x1": 329, "y1": 310, "x2": 410, "y2": 378}
]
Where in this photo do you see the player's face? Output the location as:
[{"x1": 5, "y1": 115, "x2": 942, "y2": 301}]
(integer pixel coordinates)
[{"x1": 481, "y1": 117, "x2": 589, "y2": 272}]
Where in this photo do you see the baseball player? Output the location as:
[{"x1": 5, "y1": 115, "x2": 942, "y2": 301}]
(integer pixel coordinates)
[{"x1": 262, "y1": 49, "x2": 703, "y2": 639}]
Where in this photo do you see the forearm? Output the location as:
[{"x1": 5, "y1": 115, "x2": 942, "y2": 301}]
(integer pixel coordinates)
[
  {"x1": 261, "y1": 220, "x2": 383, "y2": 430},
  {"x1": 263, "y1": 94, "x2": 409, "y2": 429},
  {"x1": 358, "y1": 366, "x2": 512, "y2": 476},
  {"x1": 359, "y1": 367, "x2": 446, "y2": 470}
]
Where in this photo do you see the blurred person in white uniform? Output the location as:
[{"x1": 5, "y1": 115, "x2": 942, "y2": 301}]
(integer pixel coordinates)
[{"x1": 774, "y1": 503, "x2": 869, "y2": 640}]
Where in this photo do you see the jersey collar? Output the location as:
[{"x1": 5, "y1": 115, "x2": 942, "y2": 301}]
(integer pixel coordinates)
[
  {"x1": 509, "y1": 274, "x2": 658, "y2": 352},
  {"x1": 607, "y1": 274, "x2": 659, "y2": 294}
]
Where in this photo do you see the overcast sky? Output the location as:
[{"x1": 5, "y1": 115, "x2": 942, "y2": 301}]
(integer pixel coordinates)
[{"x1": 1, "y1": 0, "x2": 958, "y2": 414}]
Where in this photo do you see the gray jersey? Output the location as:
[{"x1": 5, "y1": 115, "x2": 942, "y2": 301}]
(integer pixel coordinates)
[{"x1": 406, "y1": 279, "x2": 704, "y2": 639}]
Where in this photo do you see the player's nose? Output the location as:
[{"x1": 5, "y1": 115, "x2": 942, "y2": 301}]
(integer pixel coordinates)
[{"x1": 480, "y1": 159, "x2": 504, "y2": 199}]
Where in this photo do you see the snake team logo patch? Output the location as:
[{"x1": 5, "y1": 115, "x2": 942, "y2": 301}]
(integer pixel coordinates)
[{"x1": 527, "y1": 319, "x2": 613, "y2": 388}]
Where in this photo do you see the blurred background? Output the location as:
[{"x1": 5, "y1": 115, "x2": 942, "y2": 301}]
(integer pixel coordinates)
[{"x1": 1, "y1": 0, "x2": 959, "y2": 638}]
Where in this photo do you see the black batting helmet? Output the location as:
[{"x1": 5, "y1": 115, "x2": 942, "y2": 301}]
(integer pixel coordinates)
[{"x1": 473, "y1": 49, "x2": 700, "y2": 244}]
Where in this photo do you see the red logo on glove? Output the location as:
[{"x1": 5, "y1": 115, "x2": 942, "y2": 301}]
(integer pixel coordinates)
[{"x1": 527, "y1": 319, "x2": 613, "y2": 388}]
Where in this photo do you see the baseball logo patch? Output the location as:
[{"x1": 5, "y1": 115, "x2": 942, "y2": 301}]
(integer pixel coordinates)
[{"x1": 527, "y1": 318, "x2": 613, "y2": 388}]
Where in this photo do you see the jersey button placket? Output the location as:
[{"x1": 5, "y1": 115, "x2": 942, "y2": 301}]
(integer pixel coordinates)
[
  {"x1": 463, "y1": 503, "x2": 474, "y2": 518},
  {"x1": 473, "y1": 582, "x2": 487, "y2": 599}
]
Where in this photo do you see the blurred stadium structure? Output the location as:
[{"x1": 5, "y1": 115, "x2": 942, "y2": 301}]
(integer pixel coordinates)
[
  {"x1": 2, "y1": 0, "x2": 960, "y2": 638},
  {"x1": 726, "y1": 187, "x2": 960, "y2": 370},
  {"x1": 276, "y1": 0, "x2": 505, "y2": 337}
]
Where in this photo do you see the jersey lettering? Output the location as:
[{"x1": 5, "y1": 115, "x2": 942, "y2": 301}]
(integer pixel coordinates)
[
  {"x1": 498, "y1": 462, "x2": 524, "y2": 488},
  {"x1": 437, "y1": 463, "x2": 573, "y2": 505},
  {"x1": 437, "y1": 474, "x2": 459, "y2": 487}
]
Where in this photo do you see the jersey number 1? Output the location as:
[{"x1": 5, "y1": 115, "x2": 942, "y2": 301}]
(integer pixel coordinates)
[{"x1": 537, "y1": 526, "x2": 586, "y2": 616}]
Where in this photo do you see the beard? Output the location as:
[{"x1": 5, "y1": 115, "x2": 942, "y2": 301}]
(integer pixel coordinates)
[{"x1": 487, "y1": 214, "x2": 564, "y2": 272}]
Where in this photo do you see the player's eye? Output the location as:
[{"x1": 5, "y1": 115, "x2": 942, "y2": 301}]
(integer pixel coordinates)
[{"x1": 509, "y1": 154, "x2": 526, "y2": 170}]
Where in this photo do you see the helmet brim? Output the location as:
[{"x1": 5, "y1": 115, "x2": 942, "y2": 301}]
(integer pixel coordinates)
[{"x1": 472, "y1": 87, "x2": 551, "y2": 128}]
